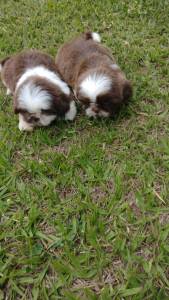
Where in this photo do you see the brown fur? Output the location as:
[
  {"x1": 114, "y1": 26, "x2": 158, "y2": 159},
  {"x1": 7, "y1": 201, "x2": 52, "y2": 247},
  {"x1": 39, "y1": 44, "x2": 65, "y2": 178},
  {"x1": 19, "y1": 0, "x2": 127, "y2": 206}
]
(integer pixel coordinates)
[
  {"x1": 0, "y1": 50, "x2": 74, "y2": 130},
  {"x1": 14, "y1": 75, "x2": 70, "y2": 116},
  {"x1": 55, "y1": 32, "x2": 132, "y2": 116},
  {"x1": 1, "y1": 50, "x2": 60, "y2": 94},
  {"x1": 56, "y1": 33, "x2": 114, "y2": 87}
]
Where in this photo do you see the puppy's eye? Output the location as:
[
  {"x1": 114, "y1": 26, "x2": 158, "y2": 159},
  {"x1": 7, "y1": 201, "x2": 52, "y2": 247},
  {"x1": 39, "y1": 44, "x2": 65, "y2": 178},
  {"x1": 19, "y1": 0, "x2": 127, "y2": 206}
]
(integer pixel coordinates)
[
  {"x1": 41, "y1": 109, "x2": 55, "y2": 115},
  {"x1": 79, "y1": 96, "x2": 90, "y2": 106},
  {"x1": 97, "y1": 98, "x2": 111, "y2": 110},
  {"x1": 28, "y1": 116, "x2": 39, "y2": 123},
  {"x1": 83, "y1": 101, "x2": 90, "y2": 108}
]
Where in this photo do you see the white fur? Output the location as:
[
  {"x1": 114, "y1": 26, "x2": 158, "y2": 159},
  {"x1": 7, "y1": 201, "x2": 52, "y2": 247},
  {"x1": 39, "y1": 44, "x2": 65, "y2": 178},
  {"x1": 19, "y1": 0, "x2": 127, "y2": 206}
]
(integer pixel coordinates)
[
  {"x1": 6, "y1": 88, "x2": 11, "y2": 95},
  {"x1": 85, "y1": 106, "x2": 97, "y2": 117},
  {"x1": 19, "y1": 112, "x2": 56, "y2": 131},
  {"x1": 98, "y1": 110, "x2": 109, "y2": 117},
  {"x1": 80, "y1": 73, "x2": 112, "y2": 102},
  {"x1": 18, "y1": 82, "x2": 52, "y2": 113},
  {"x1": 0, "y1": 63, "x2": 2, "y2": 72},
  {"x1": 91, "y1": 32, "x2": 101, "y2": 43},
  {"x1": 39, "y1": 114, "x2": 56, "y2": 126},
  {"x1": 16, "y1": 66, "x2": 70, "y2": 95},
  {"x1": 111, "y1": 64, "x2": 119, "y2": 70},
  {"x1": 19, "y1": 114, "x2": 33, "y2": 131},
  {"x1": 65, "y1": 101, "x2": 77, "y2": 120},
  {"x1": 2, "y1": 80, "x2": 6, "y2": 87},
  {"x1": 85, "y1": 105, "x2": 110, "y2": 118}
]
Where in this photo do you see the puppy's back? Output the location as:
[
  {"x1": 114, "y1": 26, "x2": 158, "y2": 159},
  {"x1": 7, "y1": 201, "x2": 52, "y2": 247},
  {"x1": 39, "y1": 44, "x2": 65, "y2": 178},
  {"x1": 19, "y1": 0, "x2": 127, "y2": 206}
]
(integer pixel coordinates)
[
  {"x1": 1, "y1": 50, "x2": 59, "y2": 93},
  {"x1": 56, "y1": 32, "x2": 115, "y2": 87}
]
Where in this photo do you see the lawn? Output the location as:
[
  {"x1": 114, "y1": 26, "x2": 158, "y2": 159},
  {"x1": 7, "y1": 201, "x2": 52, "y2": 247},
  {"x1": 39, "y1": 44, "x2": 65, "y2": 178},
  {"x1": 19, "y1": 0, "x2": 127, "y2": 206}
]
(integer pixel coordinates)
[{"x1": 0, "y1": 0, "x2": 169, "y2": 299}]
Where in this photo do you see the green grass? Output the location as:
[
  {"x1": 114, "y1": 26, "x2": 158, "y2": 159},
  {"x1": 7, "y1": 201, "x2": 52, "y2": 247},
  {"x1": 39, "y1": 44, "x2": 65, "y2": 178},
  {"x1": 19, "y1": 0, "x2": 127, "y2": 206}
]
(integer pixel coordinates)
[{"x1": 0, "y1": 0, "x2": 169, "y2": 299}]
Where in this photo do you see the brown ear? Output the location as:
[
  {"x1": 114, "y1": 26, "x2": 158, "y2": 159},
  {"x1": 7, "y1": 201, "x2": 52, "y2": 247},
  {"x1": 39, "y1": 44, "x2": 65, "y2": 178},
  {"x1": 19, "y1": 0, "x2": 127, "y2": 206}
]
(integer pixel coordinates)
[
  {"x1": 13, "y1": 92, "x2": 26, "y2": 114},
  {"x1": 14, "y1": 107, "x2": 27, "y2": 114},
  {"x1": 123, "y1": 80, "x2": 132, "y2": 103},
  {"x1": 0, "y1": 56, "x2": 10, "y2": 67},
  {"x1": 14, "y1": 107, "x2": 19, "y2": 114},
  {"x1": 52, "y1": 93, "x2": 71, "y2": 117}
]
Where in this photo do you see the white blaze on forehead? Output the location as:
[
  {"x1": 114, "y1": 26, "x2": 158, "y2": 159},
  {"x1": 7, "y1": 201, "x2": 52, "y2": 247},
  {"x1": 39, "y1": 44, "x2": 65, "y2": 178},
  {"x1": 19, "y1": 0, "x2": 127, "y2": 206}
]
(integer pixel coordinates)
[
  {"x1": 16, "y1": 66, "x2": 70, "y2": 95},
  {"x1": 80, "y1": 73, "x2": 112, "y2": 102},
  {"x1": 18, "y1": 82, "x2": 52, "y2": 113}
]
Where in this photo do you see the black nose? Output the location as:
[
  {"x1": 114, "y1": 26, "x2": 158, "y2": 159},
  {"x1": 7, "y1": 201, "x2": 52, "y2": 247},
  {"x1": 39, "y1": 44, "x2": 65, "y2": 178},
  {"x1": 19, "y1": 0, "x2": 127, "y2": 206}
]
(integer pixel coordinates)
[
  {"x1": 28, "y1": 116, "x2": 39, "y2": 123},
  {"x1": 92, "y1": 106, "x2": 99, "y2": 113}
]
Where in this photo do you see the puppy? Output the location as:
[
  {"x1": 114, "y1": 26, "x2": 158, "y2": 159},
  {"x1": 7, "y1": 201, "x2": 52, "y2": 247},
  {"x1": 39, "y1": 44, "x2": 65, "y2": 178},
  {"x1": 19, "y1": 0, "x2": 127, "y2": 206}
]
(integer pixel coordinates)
[
  {"x1": 0, "y1": 50, "x2": 76, "y2": 131},
  {"x1": 55, "y1": 32, "x2": 132, "y2": 118}
]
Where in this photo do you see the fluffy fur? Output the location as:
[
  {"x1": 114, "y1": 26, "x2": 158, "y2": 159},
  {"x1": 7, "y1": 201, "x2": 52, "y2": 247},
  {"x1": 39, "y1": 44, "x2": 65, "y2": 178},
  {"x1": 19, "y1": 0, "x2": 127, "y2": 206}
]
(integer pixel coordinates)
[
  {"x1": 19, "y1": 113, "x2": 34, "y2": 131},
  {"x1": 0, "y1": 50, "x2": 76, "y2": 131},
  {"x1": 91, "y1": 32, "x2": 101, "y2": 43},
  {"x1": 16, "y1": 66, "x2": 70, "y2": 96},
  {"x1": 55, "y1": 31, "x2": 132, "y2": 117},
  {"x1": 65, "y1": 101, "x2": 77, "y2": 120},
  {"x1": 80, "y1": 73, "x2": 112, "y2": 102},
  {"x1": 18, "y1": 81, "x2": 52, "y2": 113}
]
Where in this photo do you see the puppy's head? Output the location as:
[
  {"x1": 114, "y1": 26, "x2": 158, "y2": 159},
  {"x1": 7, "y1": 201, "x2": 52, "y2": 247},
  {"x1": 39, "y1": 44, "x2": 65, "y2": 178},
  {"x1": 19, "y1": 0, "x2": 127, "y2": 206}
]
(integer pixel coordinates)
[
  {"x1": 76, "y1": 66, "x2": 132, "y2": 118},
  {"x1": 14, "y1": 76, "x2": 76, "y2": 131}
]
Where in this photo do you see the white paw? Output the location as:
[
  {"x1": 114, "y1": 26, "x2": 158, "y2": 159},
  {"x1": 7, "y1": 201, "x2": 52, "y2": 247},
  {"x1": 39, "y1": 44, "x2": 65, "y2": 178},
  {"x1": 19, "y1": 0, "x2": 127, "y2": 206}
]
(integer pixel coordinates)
[
  {"x1": 65, "y1": 101, "x2": 77, "y2": 120},
  {"x1": 18, "y1": 114, "x2": 33, "y2": 131},
  {"x1": 6, "y1": 88, "x2": 12, "y2": 95},
  {"x1": 85, "y1": 106, "x2": 97, "y2": 118}
]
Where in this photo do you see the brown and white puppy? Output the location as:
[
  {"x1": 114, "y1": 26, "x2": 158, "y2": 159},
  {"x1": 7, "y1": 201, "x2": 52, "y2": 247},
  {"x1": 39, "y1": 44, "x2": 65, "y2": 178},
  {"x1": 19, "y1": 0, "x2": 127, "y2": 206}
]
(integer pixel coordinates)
[
  {"x1": 0, "y1": 50, "x2": 76, "y2": 131},
  {"x1": 55, "y1": 32, "x2": 132, "y2": 118}
]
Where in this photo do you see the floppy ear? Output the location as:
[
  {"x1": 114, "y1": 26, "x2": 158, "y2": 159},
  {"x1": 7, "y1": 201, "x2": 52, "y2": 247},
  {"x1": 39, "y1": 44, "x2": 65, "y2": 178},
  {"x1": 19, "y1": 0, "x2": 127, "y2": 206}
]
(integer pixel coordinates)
[
  {"x1": 14, "y1": 107, "x2": 19, "y2": 114},
  {"x1": 123, "y1": 80, "x2": 132, "y2": 103},
  {"x1": 13, "y1": 93, "x2": 20, "y2": 114},
  {"x1": 14, "y1": 107, "x2": 27, "y2": 114},
  {"x1": 52, "y1": 93, "x2": 71, "y2": 117},
  {"x1": 0, "y1": 56, "x2": 10, "y2": 67}
]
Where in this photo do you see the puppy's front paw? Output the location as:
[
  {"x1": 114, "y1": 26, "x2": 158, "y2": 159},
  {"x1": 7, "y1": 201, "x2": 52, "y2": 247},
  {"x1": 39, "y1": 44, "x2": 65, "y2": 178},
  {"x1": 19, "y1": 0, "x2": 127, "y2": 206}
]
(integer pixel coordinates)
[
  {"x1": 6, "y1": 88, "x2": 12, "y2": 96},
  {"x1": 65, "y1": 101, "x2": 77, "y2": 121},
  {"x1": 19, "y1": 123, "x2": 33, "y2": 131},
  {"x1": 85, "y1": 106, "x2": 97, "y2": 118},
  {"x1": 18, "y1": 114, "x2": 34, "y2": 131}
]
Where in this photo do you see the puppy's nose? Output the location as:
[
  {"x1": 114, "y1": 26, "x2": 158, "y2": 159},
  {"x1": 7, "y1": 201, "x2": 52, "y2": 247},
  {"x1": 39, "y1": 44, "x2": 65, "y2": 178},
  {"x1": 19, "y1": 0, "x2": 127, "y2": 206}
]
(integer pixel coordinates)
[{"x1": 91, "y1": 105, "x2": 99, "y2": 113}]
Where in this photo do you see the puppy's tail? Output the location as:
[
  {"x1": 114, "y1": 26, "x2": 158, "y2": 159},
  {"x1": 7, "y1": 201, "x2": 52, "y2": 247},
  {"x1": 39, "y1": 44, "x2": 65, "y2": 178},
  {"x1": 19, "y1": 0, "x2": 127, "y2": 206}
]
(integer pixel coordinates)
[
  {"x1": 0, "y1": 56, "x2": 10, "y2": 73},
  {"x1": 85, "y1": 31, "x2": 101, "y2": 43}
]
